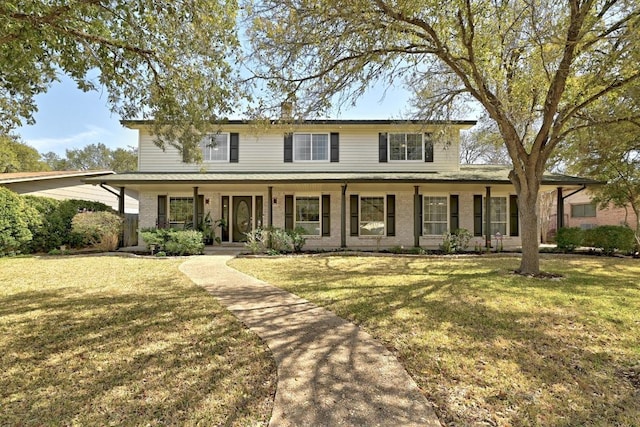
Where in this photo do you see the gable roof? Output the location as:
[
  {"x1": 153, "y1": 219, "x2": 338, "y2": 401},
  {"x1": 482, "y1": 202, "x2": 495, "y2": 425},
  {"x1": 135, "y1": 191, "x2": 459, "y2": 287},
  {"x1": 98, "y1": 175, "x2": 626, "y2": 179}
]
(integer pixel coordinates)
[{"x1": 0, "y1": 170, "x2": 114, "y2": 184}]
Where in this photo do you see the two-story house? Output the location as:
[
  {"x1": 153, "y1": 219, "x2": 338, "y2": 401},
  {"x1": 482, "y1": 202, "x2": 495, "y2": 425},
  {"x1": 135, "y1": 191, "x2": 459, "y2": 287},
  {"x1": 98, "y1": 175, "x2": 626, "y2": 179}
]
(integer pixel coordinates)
[{"x1": 88, "y1": 119, "x2": 595, "y2": 249}]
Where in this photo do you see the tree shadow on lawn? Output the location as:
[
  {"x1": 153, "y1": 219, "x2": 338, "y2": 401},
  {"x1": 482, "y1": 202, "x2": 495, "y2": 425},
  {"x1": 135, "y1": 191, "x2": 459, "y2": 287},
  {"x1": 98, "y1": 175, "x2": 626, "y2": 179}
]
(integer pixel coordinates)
[
  {"x1": 247, "y1": 256, "x2": 640, "y2": 426},
  {"x1": 0, "y1": 277, "x2": 275, "y2": 426}
]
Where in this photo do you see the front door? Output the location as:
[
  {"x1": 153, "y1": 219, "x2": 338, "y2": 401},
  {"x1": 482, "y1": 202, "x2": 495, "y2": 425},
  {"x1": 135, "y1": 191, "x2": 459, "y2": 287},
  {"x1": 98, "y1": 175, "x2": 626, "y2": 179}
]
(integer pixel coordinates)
[{"x1": 233, "y1": 196, "x2": 252, "y2": 242}]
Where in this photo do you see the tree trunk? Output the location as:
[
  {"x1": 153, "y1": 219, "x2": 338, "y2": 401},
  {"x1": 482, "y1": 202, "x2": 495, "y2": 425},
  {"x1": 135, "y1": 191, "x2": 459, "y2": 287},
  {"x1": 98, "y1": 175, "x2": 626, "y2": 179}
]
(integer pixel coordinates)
[{"x1": 511, "y1": 171, "x2": 542, "y2": 275}]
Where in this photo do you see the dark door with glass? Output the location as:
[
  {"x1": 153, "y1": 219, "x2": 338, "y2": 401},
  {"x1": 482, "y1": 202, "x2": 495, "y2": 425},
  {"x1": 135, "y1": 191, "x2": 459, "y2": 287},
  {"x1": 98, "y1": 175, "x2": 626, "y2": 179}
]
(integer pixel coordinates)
[{"x1": 233, "y1": 196, "x2": 252, "y2": 242}]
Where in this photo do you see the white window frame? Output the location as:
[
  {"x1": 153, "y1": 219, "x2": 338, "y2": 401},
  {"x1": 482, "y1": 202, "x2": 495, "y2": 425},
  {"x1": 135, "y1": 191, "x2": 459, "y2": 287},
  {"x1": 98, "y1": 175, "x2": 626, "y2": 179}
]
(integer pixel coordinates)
[
  {"x1": 571, "y1": 203, "x2": 597, "y2": 218},
  {"x1": 484, "y1": 196, "x2": 508, "y2": 236},
  {"x1": 293, "y1": 133, "x2": 330, "y2": 162},
  {"x1": 423, "y1": 195, "x2": 449, "y2": 236},
  {"x1": 169, "y1": 196, "x2": 194, "y2": 228},
  {"x1": 294, "y1": 195, "x2": 321, "y2": 236},
  {"x1": 201, "y1": 133, "x2": 230, "y2": 162},
  {"x1": 388, "y1": 133, "x2": 423, "y2": 162},
  {"x1": 359, "y1": 195, "x2": 386, "y2": 237}
]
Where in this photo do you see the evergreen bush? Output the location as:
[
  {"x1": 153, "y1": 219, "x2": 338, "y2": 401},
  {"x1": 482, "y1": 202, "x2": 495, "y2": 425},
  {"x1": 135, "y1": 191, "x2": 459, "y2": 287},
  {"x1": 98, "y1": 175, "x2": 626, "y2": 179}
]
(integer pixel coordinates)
[
  {"x1": 556, "y1": 227, "x2": 584, "y2": 252},
  {"x1": 583, "y1": 225, "x2": 635, "y2": 255}
]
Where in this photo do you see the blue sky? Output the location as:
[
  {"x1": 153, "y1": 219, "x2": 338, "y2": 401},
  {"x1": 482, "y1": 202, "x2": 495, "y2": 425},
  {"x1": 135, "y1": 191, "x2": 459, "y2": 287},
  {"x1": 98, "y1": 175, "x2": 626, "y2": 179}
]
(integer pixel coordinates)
[{"x1": 17, "y1": 74, "x2": 416, "y2": 156}]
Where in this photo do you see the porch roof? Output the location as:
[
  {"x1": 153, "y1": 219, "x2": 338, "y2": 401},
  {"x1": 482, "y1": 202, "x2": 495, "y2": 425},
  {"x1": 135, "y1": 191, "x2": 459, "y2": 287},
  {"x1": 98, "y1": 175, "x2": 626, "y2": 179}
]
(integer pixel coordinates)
[{"x1": 84, "y1": 165, "x2": 599, "y2": 187}]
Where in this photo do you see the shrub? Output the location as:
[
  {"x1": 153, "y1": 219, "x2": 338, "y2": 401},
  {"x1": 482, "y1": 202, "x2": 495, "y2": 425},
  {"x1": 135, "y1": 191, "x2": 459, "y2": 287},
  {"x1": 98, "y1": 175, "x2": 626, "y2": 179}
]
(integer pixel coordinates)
[
  {"x1": 140, "y1": 228, "x2": 204, "y2": 255},
  {"x1": 441, "y1": 228, "x2": 473, "y2": 254},
  {"x1": 556, "y1": 227, "x2": 584, "y2": 252},
  {"x1": 38, "y1": 199, "x2": 114, "y2": 251},
  {"x1": 583, "y1": 225, "x2": 635, "y2": 255},
  {"x1": 22, "y1": 196, "x2": 61, "y2": 253},
  {"x1": 244, "y1": 228, "x2": 269, "y2": 254},
  {"x1": 0, "y1": 188, "x2": 38, "y2": 256},
  {"x1": 72, "y1": 211, "x2": 124, "y2": 251},
  {"x1": 289, "y1": 227, "x2": 307, "y2": 253},
  {"x1": 243, "y1": 226, "x2": 305, "y2": 254}
]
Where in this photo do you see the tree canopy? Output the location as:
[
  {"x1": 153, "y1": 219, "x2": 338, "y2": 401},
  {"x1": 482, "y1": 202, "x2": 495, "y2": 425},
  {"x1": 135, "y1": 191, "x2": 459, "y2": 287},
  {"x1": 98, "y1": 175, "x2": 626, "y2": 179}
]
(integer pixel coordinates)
[
  {"x1": 0, "y1": 134, "x2": 49, "y2": 172},
  {"x1": 43, "y1": 143, "x2": 138, "y2": 172},
  {"x1": 247, "y1": 0, "x2": 640, "y2": 274},
  {"x1": 1, "y1": 0, "x2": 243, "y2": 160}
]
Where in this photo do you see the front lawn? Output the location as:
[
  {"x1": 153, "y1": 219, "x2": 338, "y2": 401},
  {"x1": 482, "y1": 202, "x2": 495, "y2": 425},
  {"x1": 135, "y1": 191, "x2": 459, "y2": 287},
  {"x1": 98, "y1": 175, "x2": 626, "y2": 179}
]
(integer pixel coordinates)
[
  {"x1": 230, "y1": 254, "x2": 640, "y2": 426},
  {"x1": 0, "y1": 256, "x2": 275, "y2": 426}
]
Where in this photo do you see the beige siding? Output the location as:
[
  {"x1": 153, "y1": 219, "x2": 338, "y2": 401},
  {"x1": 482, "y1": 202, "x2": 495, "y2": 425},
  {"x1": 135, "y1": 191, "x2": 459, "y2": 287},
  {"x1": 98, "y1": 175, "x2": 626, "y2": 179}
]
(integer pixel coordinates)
[
  {"x1": 138, "y1": 126, "x2": 462, "y2": 173},
  {"x1": 4, "y1": 178, "x2": 139, "y2": 214}
]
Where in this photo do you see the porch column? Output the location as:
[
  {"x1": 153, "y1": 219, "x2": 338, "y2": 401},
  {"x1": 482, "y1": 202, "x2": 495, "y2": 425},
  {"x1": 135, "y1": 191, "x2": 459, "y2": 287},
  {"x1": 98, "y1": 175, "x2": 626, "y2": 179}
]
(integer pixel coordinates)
[
  {"x1": 485, "y1": 186, "x2": 492, "y2": 248},
  {"x1": 193, "y1": 186, "x2": 199, "y2": 229},
  {"x1": 556, "y1": 187, "x2": 564, "y2": 231},
  {"x1": 341, "y1": 184, "x2": 347, "y2": 248},
  {"x1": 414, "y1": 186, "x2": 420, "y2": 247},
  {"x1": 268, "y1": 186, "x2": 273, "y2": 228},
  {"x1": 119, "y1": 187, "x2": 125, "y2": 247}
]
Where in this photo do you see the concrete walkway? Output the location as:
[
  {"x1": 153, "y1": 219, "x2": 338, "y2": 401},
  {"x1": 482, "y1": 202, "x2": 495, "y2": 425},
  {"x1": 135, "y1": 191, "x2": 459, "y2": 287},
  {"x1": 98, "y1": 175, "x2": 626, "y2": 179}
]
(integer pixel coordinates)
[{"x1": 179, "y1": 255, "x2": 441, "y2": 427}]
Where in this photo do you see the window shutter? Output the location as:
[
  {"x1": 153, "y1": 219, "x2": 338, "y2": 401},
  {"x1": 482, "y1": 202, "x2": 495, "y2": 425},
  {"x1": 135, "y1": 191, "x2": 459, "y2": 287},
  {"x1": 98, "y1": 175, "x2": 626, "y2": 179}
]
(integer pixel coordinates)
[
  {"x1": 322, "y1": 195, "x2": 331, "y2": 236},
  {"x1": 197, "y1": 195, "x2": 205, "y2": 226},
  {"x1": 330, "y1": 133, "x2": 339, "y2": 162},
  {"x1": 157, "y1": 195, "x2": 167, "y2": 229},
  {"x1": 284, "y1": 133, "x2": 293, "y2": 162},
  {"x1": 450, "y1": 195, "x2": 459, "y2": 232},
  {"x1": 416, "y1": 194, "x2": 423, "y2": 236},
  {"x1": 284, "y1": 195, "x2": 294, "y2": 230},
  {"x1": 386, "y1": 194, "x2": 396, "y2": 236},
  {"x1": 473, "y1": 195, "x2": 483, "y2": 236},
  {"x1": 424, "y1": 135, "x2": 434, "y2": 162},
  {"x1": 221, "y1": 196, "x2": 229, "y2": 241},
  {"x1": 350, "y1": 195, "x2": 359, "y2": 236},
  {"x1": 230, "y1": 133, "x2": 239, "y2": 163},
  {"x1": 510, "y1": 195, "x2": 519, "y2": 236},
  {"x1": 378, "y1": 133, "x2": 388, "y2": 162},
  {"x1": 255, "y1": 196, "x2": 263, "y2": 229}
]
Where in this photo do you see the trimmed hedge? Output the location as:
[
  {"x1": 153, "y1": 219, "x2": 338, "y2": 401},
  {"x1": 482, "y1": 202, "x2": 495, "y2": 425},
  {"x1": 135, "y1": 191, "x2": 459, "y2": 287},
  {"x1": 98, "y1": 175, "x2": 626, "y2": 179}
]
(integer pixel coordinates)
[
  {"x1": 583, "y1": 225, "x2": 635, "y2": 255},
  {"x1": 0, "y1": 187, "x2": 39, "y2": 256},
  {"x1": 556, "y1": 227, "x2": 584, "y2": 252},
  {"x1": 140, "y1": 228, "x2": 204, "y2": 255}
]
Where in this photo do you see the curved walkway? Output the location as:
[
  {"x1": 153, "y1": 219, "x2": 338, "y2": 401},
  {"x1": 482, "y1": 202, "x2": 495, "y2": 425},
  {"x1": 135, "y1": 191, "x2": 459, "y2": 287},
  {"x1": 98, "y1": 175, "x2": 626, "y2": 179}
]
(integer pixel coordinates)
[{"x1": 180, "y1": 255, "x2": 441, "y2": 427}]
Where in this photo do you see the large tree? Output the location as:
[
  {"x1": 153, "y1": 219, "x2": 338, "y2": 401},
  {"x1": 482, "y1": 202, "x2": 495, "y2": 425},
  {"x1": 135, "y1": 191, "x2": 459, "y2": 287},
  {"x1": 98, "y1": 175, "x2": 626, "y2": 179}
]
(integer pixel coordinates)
[
  {"x1": 247, "y1": 0, "x2": 640, "y2": 274},
  {"x1": 1, "y1": 0, "x2": 243, "y2": 158}
]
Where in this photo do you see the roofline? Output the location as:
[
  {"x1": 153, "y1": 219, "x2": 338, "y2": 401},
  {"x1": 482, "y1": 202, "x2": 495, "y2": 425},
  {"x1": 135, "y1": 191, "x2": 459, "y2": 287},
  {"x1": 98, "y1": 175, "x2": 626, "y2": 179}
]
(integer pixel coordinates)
[
  {"x1": 121, "y1": 118, "x2": 478, "y2": 128},
  {"x1": 85, "y1": 171, "x2": 600, "y2": 186},
  {"x1": 0, "y1": 170, "x2": 114, "y2": 184}
]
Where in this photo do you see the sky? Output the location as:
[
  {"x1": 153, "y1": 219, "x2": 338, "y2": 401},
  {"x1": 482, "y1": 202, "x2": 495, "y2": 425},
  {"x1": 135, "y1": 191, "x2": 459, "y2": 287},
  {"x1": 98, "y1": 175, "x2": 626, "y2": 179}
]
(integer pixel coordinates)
[{"x1": 17, "y1": 74, "x2": 418, "y2": 156}]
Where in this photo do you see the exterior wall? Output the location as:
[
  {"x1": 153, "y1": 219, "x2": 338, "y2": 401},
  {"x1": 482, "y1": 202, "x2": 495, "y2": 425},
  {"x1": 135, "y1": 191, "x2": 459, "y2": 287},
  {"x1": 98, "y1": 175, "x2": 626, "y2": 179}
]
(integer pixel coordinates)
[
  {"x1": 137, "y1": 125, "x2": 462, "y2": 173},
  {"x1": 137, "y1": 183, "x2": 523, "y2": 250},
  {"x1": 4, "y1": 178, "x2": 139, "y2": 214},
  {"x1": 550, "y1": 190, "x2": 638, "y2": 230}
]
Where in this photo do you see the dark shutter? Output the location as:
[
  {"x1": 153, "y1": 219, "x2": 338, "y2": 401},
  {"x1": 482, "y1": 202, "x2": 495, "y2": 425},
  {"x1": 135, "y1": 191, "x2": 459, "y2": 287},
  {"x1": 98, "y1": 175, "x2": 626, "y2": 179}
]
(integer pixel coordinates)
[
  {"x1": 510, "y1": 195, "x2": 519, "y2": 236},
  {"x1": 221, "y1": 196, "x2": 229, "y2": 241},
  {"x1": 322, "y1": 195, "x2": 331, "y2": 236},
  {"x1": 350, "y1": 195, "x2": 359, "y2": 236},
  {"x1": 255, "y1": 196, "x2": 263, "y2": 229},
  {"x1": 450, "y1": 195, "x2": 459, "y2": 232},
  {"x1": 197, "y1": 195, "x2": 205, "y2": 226},
  {"x1": 284, "y1": 133, "x2": 293, "y2": 162},
  {"x1": 330, "y1": 133, "x2": 339, "y2": 162},
  {"x1": 424, "y1": 135, "x2": 434, "y2": 162},
  {"x1": 157, "y1": 195, "x2": 167, "y2": 229},
  {"x1": 473, "y1": 195, "x2": 483, "y2": 236},
  {"x1": 417, "y1": 194, "x2": 423, "y2": 236},
  {"x1": 378, "y1": 133, "x2": 388, "y2": 162},
  {"x1": 386, "y1": 194, "x2": 395, "y2": 236},
  {"x1": 284, "y1": 195, "x2": 294, "y2": 230},
  {"x1": 230, "y1": 133, "x2": 239, "y2": 163}
]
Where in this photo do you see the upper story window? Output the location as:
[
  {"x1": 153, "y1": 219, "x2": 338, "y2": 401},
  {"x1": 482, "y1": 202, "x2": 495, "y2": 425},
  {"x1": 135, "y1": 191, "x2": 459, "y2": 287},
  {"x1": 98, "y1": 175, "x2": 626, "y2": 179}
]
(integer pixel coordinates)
[
  {"x1": 201, "y1": 133, "x2": 229, "y2": 162},
  {"x1": 571, "y1": 203, "x2": 596, "y2": 218},
  {"x1": 294, "y1": 133, "x2": 329, "y2": 161},
  {"x1": 383, "y1": 133, "x2": 434, "y2": 162}
]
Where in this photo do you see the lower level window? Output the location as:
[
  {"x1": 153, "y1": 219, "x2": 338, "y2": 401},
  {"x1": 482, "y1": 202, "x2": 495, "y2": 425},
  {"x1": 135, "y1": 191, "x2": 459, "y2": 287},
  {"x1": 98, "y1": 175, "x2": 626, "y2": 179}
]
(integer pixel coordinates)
[
  {"x1": 571, "y1": 203, "x2": 596, "y2": 218},
  {"x1": 295, "y1": 197, "x2": 320, "y2": 235},
  {"x1": 490, "y1": 197, "x2": 507, "y2": 235},
  {"x1": 423, "y1": 196, "x2": 448, "y2": 235},
  {"x1": 360, "y1": 196, "x2": 385, "y2": 236},
  {"x1": 169, "y1": 197, "x2": 193, "y2": 228}
]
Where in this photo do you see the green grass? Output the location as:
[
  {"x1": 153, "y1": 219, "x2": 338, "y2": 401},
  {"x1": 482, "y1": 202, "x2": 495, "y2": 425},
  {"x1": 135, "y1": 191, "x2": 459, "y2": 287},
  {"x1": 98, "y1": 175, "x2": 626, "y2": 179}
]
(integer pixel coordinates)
[
  {"x1": 0, "y1": 255, "x2": 275, "y2": 426},
  {"x1": 230, "y1": 254, "x2": 640, "y2": 427}
]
